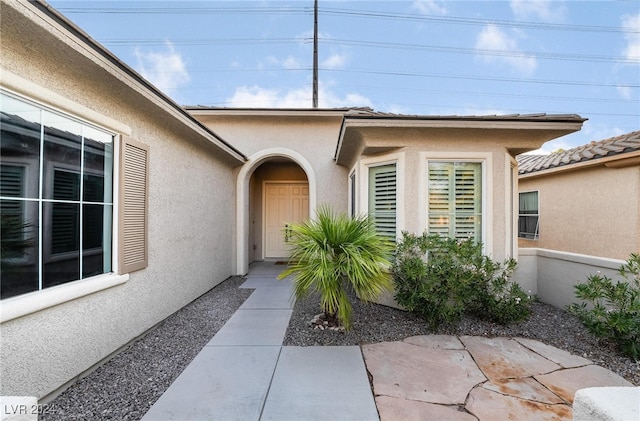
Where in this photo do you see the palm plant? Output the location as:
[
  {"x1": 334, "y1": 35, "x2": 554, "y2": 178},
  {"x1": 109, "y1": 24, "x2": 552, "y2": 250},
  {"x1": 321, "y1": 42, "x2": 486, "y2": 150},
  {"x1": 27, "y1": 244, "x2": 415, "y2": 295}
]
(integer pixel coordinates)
[{"x1": 277, "y1": 205, "x2": 394, "y2": 330}]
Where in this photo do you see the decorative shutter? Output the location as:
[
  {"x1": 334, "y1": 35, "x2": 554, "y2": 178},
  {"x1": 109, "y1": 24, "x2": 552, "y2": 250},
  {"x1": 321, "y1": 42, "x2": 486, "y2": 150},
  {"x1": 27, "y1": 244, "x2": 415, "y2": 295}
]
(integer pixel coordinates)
[
  {"x1": 428, "y1": 163, "x2": 453, "y2": 236},
  {"x1": 454, "y1": 163, "x2": 481, "y2": 241},
  {"x1": 369, "y1": 164, "x2": 397, "y2": 240},
  {"x1": 428, "y1": 162, "x2": 482, "y2": 242},
  {"x1": 118, "y1": 136, "x2": 149, "y2": 274}
]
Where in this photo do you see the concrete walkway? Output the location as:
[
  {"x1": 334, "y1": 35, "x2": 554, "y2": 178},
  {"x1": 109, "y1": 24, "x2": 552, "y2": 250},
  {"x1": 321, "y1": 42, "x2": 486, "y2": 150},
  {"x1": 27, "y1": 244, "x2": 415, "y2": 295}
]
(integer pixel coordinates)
[{"x1": 142, "y1": 262, "x2": 378, "y2": 421}]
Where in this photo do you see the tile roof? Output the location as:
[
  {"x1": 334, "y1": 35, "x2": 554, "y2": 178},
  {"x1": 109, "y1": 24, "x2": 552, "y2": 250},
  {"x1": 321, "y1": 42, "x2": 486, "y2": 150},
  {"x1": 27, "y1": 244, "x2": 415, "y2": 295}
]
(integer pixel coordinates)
[
  {"x1": 345, "y1": 110, "x2": 586, "y2": 123},
  {"x1": 517, "y1": 130, "x2": 640, "y2": 175}
]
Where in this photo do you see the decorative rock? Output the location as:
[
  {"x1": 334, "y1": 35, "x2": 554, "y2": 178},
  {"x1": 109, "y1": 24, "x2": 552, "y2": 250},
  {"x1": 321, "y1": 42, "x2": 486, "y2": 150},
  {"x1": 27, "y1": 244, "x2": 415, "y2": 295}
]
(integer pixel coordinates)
[
  {"x1": 460, "y1": 336, "x2": 561, "y2": 380},
  {"x1": 515, "y1": 337, "x2": 592, "y2": 368},
  {"x1": 466, "y1": 387, "x2": 573, "y2": 420},
  {"x1": 375, "y1": 396, "x2": 476, "y2": 421},
  {"x1": 362, "y1": 341, "x2": 485, "y2": 404},
  {"x1": 535, "y1": 365, "x2": 635, "y2": 404}
]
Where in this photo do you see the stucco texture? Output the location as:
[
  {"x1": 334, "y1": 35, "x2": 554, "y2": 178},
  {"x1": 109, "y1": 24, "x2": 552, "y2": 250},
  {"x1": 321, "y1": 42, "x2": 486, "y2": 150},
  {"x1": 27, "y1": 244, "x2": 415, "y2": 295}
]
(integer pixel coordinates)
[
  {"x1": 1, "y1": 1, "x2": 238, "y2": 399},
  {"x1": 518, "y1": 165, "x2": 640, "y2": 260}
]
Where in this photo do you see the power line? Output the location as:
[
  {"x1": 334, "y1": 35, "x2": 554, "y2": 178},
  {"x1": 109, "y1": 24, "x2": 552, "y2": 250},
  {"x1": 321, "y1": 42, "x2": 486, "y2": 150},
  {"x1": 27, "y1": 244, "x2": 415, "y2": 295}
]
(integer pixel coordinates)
[
  {"x1": 320, "y1": 7, "x2": 639, "y2": 34},
  {"x1": 55, "y1": 4, "x2": 638, "y2": 33}
]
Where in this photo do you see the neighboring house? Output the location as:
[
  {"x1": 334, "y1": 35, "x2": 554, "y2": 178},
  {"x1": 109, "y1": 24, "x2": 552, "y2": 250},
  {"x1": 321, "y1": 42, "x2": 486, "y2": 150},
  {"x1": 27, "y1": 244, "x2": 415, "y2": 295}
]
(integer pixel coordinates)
[
  {"x1": 517, "y1": 131, "x2": 640, "y2": 261},
  {"x1": 1, "y1": 0, "x2": 585, "y2": 400}
]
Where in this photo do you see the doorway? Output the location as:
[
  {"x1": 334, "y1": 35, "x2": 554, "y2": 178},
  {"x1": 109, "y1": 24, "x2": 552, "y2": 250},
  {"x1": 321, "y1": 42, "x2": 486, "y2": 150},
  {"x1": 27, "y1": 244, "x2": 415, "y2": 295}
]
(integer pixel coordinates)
[{"x1": 264, "y1": 181, "x2": 309, "y2": 258}]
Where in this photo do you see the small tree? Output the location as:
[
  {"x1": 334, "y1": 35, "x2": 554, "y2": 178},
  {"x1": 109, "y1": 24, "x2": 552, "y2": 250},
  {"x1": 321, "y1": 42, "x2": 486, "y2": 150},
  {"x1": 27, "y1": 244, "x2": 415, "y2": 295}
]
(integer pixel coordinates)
[{"x1": 277, "y1": 205, "x2": 394, "y2": 330}]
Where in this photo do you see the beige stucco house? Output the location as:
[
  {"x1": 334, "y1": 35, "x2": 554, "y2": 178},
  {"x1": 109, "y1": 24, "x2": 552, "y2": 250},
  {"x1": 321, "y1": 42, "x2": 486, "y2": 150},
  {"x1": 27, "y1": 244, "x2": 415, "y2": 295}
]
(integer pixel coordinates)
[
  {"x1": 1, "y1": 0, "x2": 586, "y2": 400},
  {"x1": 517, "y1": 131, "x2": 640, "y2": 260},
  {"x1": 514, "y1": 132, "x2": 639, "y2": 309}
]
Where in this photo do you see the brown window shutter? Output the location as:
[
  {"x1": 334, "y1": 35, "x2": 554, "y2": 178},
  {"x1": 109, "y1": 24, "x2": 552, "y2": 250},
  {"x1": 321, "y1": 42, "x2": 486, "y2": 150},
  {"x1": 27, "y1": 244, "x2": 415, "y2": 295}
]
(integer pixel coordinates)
[{"x1": 118, "y1": 136, "x2": 149, "y2": 274}]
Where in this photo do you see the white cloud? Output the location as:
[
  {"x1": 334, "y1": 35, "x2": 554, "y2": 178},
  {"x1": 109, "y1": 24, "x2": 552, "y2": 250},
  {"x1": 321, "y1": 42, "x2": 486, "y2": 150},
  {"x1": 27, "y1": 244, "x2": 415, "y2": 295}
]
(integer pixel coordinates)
[
  {"x1": 413, "y1": 0, "x2": 447, "y2": 15},
  {"x1": 621, "y1": 14, "x2": 640, "y2": 62},
  {"x1": 510, "y1": 0, "x2": 565, "y2": 22},
  {"x1": 322, "y1": 53, "x2": 348, "y2": 69},
  {"x1": 617, "y1": 85, "x2": 633, "y2": 99},
  {"x1": 226, "y1": 85, "x2": 372, "y2": 108},
  {"x1": 134, "y1": 41, "x2": 190, "y2": 99},
  {"x1": 475, "y1": 25, "x2": 537, "y2": 75}
]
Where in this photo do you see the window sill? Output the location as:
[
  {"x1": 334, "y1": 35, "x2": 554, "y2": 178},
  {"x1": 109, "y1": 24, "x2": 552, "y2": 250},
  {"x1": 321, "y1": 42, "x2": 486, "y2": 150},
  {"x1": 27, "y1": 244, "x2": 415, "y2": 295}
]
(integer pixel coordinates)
[{"x1": 0, "y1": 273, "x2": 129, "y2": 323}]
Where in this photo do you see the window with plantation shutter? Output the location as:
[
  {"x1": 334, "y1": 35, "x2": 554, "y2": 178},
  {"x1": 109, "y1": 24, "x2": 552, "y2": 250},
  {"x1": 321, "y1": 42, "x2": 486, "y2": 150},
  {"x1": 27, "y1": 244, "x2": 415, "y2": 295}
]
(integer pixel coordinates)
[
  {"x1": 428, "y1": 162, "x2": 482, "y2": 242},
  {"x1": 369, "y1": 163, "x2": 397, "y2": 240},
  {"x1": 118, "y1": 136, "x2": 149, "y2": 274}
]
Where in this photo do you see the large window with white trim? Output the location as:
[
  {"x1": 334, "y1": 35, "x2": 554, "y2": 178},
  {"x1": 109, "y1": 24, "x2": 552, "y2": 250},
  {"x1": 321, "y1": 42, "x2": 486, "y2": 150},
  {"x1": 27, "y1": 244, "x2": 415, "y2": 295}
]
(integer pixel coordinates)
[
  {"x1": 518, "y1": 191, "x2": 539, "y2": 239},
  {"x1": 427, "y1": 161, "x2": 482, "y2": 242},
  {"x1": 1, "y1": 92, "x2": 114, "y2": 299},
  {"x1": 368, "y1": 163, "x2": 397, "y2": 239}
]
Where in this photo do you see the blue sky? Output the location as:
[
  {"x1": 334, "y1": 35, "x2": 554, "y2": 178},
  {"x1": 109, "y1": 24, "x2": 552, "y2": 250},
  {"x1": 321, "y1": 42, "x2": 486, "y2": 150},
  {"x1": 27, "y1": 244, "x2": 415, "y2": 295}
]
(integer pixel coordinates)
[{"x1": 49, "y1": 0, "x2": 639, "y2": 153}]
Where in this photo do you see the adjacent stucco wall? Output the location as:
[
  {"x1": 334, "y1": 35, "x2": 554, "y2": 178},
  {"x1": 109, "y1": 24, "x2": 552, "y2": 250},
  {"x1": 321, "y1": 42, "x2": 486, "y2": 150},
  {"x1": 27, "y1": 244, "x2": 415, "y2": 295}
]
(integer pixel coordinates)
[
  {"x1": 518, "y1": 164, "x2": 640, "y2": 260},
  {"x1": 1, "y1": 1, "x2": 238, "y2": 399},
  {"x1": 514, "y1": 248, "x2": 626, "y2": 309}
]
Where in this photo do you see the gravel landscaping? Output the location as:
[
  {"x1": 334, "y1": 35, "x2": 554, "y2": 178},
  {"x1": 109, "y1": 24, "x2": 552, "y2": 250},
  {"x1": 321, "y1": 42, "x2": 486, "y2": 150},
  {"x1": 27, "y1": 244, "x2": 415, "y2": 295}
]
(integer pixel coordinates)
[
  {"x1": 41, "y1": 276, "x2": 252, "y2": 421},
  {"x1": 283, "y1": 289, "x2": 640, "y2": 386},
  {"x1": 41, "y1": 274, "x2": 637, "y2": 420}
]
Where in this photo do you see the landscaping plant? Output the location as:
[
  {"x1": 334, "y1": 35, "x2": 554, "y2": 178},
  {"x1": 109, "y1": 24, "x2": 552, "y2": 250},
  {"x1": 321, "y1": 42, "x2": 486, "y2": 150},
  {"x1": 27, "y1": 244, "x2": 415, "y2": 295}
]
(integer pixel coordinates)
[
  {"x1": 277, "y1": 205, "x2": 394, "y2": 330},
  {"x1": 568, "y1": 253, "x2": 640, "y2": 360},
  {"x1": 392, "y1": 232, "x2": 530, "y2": 329}
]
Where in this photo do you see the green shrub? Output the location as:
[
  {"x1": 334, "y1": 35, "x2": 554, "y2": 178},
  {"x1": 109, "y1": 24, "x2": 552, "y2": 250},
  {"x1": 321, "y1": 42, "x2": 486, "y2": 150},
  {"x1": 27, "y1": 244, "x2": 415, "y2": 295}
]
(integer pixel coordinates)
[
  {"x1": 277, "y1": 205, "x2": 394, "y2": 330},
  {"x1": 392, "y1": 232, "x2": 530, "y2": 329},
  {"x1": 568, "y1": 253, "x2": 640, "y2": 360}
]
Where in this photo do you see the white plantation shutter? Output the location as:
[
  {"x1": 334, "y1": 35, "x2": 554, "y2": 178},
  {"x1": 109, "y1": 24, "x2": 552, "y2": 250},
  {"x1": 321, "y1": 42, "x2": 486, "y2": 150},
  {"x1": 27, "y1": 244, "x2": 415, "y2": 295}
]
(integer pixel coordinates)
[
  {"x1": 118, "y1": 137, "x2": 149, "y2": 274},
  {"x1": 369, "y1": 164, "x2": 397, "y2": 239},
  {"x1": 428, "y1": 162, "x2": 482, "y2": 242}
]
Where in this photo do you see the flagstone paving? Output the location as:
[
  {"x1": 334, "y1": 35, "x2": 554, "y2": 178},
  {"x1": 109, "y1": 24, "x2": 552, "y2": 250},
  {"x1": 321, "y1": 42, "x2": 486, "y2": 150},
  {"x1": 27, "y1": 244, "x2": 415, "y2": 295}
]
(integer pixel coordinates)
[{"x1": 363, "y1": 335, "x2": 636, "y2": 421}]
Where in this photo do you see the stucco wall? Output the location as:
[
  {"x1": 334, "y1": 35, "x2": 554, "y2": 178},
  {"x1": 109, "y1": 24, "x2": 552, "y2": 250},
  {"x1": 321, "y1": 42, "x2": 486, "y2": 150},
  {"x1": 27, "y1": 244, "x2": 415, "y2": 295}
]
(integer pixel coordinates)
[
  {"x1": 1, "y1": 1, "x2": 238, "y2": 399},
  {"x1": 195, "y1": 115, "x2": 349, "y2": 214},
  {"x1": 518, "y1": 165, "x2": 640, "y2": 260},
  {"x1": 514, "y1": 248, "x2": 626, "y2": 309}
]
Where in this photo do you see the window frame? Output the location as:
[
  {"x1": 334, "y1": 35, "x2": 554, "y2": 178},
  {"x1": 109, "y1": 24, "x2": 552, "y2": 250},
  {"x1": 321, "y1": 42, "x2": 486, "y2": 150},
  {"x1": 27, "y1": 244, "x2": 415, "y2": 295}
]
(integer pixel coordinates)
[
  {"x1": 419, "y1": 152, "x2": 492, "y2": 254},
  {"x1": 518, "y1": 190, "x2": 540, "y2": 240},
  {"x1": 358, "y1": 152, "x2": 406, "y2": 241},
  {"x1": 0, "y1": 88, "x2": 131, "y2": 322}
]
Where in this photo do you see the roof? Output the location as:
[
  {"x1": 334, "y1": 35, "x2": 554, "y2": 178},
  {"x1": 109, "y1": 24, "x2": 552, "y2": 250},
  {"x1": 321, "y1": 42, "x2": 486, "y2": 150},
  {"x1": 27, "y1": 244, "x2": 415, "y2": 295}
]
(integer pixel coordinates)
[
  {"x1": 343, "y1": 110, "x2": 586, "y2": 123},
  {"x1": 517, "y1": 130, "x2": 640, "y2": 175}
]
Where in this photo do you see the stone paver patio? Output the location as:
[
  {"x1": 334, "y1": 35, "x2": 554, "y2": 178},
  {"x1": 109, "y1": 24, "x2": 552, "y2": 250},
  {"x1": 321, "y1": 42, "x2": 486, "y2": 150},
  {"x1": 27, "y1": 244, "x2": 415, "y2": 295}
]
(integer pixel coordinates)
[{"x1": 363, "y1": 335, "x2": 636, "y2": 420}]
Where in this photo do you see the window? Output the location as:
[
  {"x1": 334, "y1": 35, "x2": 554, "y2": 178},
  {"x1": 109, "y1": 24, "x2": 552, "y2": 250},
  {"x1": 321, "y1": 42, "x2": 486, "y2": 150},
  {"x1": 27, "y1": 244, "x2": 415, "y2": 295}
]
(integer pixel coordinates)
[
  {"x1": 428, "y1": 161, "x2": 482, "y2": 242},
  {"x1": 1, "y1": 92, "x2": 114, "y2": 299},
  {"x1": 518, "y1": 191, "x2": 539, "y2": 240},
  {"x1": 368, "y1": 163, "x2": 396, "y2": 239}
]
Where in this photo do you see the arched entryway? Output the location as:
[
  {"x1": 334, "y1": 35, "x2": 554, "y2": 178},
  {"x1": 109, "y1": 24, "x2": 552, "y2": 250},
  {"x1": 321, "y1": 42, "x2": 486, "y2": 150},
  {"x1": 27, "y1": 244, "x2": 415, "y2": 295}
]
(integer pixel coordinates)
[{"x1": 236, "y1": 148, "x2": 316, "y2": 275}]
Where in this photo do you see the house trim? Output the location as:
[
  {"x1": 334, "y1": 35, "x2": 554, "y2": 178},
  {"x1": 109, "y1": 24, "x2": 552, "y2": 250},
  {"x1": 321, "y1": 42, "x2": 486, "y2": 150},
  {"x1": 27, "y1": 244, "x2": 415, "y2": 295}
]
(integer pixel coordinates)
[{"x1": 235, "y1": 148, "x2": 317, "y2": 275}]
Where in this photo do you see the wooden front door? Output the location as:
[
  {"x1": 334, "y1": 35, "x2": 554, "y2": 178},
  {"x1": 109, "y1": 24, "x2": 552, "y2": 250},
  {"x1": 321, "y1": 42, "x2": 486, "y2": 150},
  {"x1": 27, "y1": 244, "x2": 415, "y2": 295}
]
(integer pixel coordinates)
[{"x1": 264, "y1": 182, "x2": 309, "y2": 258}]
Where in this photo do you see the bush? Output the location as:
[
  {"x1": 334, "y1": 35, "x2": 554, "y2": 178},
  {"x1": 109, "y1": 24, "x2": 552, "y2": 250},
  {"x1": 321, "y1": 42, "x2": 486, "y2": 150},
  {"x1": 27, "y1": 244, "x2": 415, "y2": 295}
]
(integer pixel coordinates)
[
  {"x1": 568, "y1": 253, "x2": 640, "y2": 360},
  {"x1": 277, "y1": 205, "x2": 394, "y2": 330},
  {"x1": 392, "y1": 232, "x2": 530, "y2": 329}
]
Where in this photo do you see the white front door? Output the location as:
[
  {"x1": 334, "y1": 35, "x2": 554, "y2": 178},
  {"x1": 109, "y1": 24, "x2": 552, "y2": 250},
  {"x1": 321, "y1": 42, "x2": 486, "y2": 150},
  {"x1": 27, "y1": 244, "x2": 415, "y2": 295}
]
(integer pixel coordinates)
[{"x1": 264, "y1": 182, "x2": 309, "y2": 258}]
